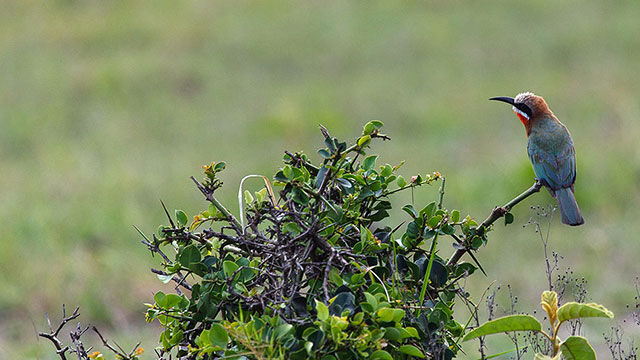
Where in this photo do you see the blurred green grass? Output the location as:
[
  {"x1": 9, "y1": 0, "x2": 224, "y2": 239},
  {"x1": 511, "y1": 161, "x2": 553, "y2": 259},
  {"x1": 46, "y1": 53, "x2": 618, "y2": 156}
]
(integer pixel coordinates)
[{"x1": 1, "y1": 1, "x2": 639, "y2": 358}]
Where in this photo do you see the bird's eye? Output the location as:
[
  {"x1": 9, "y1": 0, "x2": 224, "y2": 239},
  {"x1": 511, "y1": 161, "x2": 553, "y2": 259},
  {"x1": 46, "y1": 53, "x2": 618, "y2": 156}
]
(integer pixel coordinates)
[{"x1": 515, "y1": 103, "x2": 533, "y2": 118}]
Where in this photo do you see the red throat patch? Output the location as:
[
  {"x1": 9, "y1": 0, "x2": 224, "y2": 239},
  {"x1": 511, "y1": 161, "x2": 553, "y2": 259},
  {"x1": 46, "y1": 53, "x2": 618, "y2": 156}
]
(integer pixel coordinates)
[{"x1": 515, "y1": 112, "x2": 528, "y2": 126}]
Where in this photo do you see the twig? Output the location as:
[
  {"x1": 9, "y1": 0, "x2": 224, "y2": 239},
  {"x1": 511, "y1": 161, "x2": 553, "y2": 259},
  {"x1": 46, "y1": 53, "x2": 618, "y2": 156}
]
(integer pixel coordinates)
[
  {"x1": 92, "y1": 326, "x2": 139, "y2": 359},
  {"x1": 150, "y1": 268, "x2": 192, "y2": 291},
  {"x1": 69, "y1": 323, "x2": 90, "y2": 358},
  {"x1": 438, "y1": 177, "x2": 446, "y2": 209},
  {"x1": 38, "y1": 305, "x2": 81, "y2": 360},
  {"x1": 190, "y1": 176, "x2": 242, "y2": 231}
]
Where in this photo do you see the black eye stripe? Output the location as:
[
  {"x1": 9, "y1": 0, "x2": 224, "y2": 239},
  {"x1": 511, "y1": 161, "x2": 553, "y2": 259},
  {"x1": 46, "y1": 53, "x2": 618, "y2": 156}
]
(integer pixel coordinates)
[{"x1": 515, "y1": 103, "x2": 533, "y2": 117}]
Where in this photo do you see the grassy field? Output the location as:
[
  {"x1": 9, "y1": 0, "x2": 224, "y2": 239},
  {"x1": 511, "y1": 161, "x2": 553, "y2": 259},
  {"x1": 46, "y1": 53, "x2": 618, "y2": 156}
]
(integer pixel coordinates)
[{"x1": 1, "y1": 1, "x2": 639, "y2": 358}]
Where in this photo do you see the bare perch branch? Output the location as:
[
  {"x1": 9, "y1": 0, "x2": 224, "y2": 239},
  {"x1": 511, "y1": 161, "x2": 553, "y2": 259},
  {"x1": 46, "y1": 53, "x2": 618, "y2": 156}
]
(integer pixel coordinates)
[
  {"x1": 446, "y1": 181, "x2": 542, "y2": 267},
  {"x1": 479, "y1": 180, "x2": 543, "y2": 229}
]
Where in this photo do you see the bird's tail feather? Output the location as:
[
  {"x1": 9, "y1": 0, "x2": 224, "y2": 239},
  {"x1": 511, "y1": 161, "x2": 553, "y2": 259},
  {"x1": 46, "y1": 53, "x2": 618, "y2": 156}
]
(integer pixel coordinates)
[{"x1": 556, "y1": 188, "x2": 584, "y2": 226}]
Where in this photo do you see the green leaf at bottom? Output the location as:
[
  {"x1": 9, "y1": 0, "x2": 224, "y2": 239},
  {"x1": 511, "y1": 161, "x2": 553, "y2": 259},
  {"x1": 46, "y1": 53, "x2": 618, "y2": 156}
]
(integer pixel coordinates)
[{"x1": 560, "y1": 336, "x2": 596, "y2": 360}]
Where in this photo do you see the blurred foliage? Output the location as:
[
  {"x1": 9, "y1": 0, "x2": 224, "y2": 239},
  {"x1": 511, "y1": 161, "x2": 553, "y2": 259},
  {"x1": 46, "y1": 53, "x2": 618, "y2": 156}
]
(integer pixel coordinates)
[{"x1": 1, "y1": 1, "x2": 640, "y2": 358}]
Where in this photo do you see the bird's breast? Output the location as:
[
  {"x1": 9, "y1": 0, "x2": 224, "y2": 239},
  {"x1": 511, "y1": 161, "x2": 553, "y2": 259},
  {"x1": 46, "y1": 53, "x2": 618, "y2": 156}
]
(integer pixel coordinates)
[{"x1": 528, "y1": 117, "x2": 572, "y2": 152}]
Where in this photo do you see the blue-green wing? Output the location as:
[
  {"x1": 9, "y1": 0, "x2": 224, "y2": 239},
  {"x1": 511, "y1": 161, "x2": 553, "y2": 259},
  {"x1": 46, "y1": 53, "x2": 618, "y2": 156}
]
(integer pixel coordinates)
[{"x1": 528, "y1": 142, "x2": 576, "y2": 190}]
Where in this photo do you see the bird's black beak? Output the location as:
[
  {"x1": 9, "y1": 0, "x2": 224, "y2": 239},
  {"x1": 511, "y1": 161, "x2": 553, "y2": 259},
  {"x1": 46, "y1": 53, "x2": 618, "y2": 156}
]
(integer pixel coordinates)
[{"x1": 489, "y1": 96, "x2": 515, "y2": 105}]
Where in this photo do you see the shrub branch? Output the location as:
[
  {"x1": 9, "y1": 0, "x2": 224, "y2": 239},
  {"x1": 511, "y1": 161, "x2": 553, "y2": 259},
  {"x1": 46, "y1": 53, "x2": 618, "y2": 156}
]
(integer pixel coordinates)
[{"x1": 447, "y1": 180, "x2": 542, "y2": 267}]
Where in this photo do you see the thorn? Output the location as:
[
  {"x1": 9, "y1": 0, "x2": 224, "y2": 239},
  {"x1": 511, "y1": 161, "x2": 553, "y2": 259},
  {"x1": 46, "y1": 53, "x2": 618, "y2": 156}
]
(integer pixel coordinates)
[
  {"x1": 160, "y1": 200, "x2": 176, "y2": 228},
  {"x1": 319, "y1": 124, "x2": 330, "y2": 139},
  {"x1": 467, "y1": 250, "x2": 488, "y2": 276}
]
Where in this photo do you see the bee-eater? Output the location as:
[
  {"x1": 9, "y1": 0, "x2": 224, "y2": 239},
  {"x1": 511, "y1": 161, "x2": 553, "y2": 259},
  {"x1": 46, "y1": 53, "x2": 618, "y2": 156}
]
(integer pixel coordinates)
[{"x1": 490, "y1": 92, "x2": 584, "y2": 226}]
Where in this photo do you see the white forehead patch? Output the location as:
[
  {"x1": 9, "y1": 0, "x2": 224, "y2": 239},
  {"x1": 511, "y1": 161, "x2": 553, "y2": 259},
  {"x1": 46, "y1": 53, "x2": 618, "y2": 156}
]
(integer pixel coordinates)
[
  {"x1": 512, "y1": 106, "x2": 530, "y2": 120},
  {"x1": 514, "y1": 91, "x2": 535, "y2": 103}
]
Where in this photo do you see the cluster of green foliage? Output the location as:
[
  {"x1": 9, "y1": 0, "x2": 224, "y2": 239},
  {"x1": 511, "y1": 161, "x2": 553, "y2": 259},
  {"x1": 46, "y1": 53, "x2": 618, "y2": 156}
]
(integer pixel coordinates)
[{"x1": 144, "y1": 121, "x2": 487, "y2": 359}]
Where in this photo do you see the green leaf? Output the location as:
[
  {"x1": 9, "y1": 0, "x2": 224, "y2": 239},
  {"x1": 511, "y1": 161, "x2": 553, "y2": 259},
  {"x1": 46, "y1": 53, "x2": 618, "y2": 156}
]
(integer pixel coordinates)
[
  {"x1": 169, "y1": 330, "x2": 184, "y2": 346},
  {"x1": 451, "y1": 209, "x2": 460, "y2": 223},
  {"x1": 212, "y1": 161, "x2": 225, "y2": 172},
  {"x1": 380, "y1": 164, "x2": 393, "y2": 177},
  {"x1": 557, "y1": 302, "x2": 614, "y2": 323},
  {"x1": 164, "y1": 294, "x2": 184, "y2": 308},
  {"x1": 315, "y1": 300, "x2": 329, "y2": 321},
  {"x1": 405, "y1": 327, "x2": 419, "y2": 338},
  {"x1": 427, "y1": 214, "x2": 442, "y2": 229},
  {"x1": 453, "y1": 262, "x2": 477, "y2": 277},
  {"x1": 161, "y1": 329, "x2": 171, "y2": 350},
  {"x1": 336, "y1": 178, "x2": 352, "y2": 192},
  {"x1": 406, "y1": 221, "x2": 419, "y2": 238},
  {"x1": 363, "y1": 292, "x2": 378, "y2": 313},
  {"x1": 370, "y1": 350, "x2": 393, "y2": 360},
  {"x1": 363, "y1": 122, "x2": 375, "y2": 135},
  {"x1": 178, "y1": 245, "x2": 201, "y2": 267},
  {"x1": 402, "y1": 204, "x2": 417, "y2": 218},
  {"x1": 157, "y1": 273, "x2": 174, "y2": 284},
  {"x1": 560, "y1": 336, "x2": 596, "y2": 360},
  {"x1": 349, "y1": 312, "x2": 364, "y2": 326},
  {"x1": 283, "y1": 222, "x2": 302, "y2": 235},
  {"x1": 471, "y1": 236, "x2": 483, "y2": 249},
  {"x1": 274, "y1": 324, "x2": 294, "y2": 339},
  {"x1": 370, "y1": 120, "x2": 384, "y2": 128},
  {"x1": 421, "y1": 202, "x2": 437, "y2": 219},
  {"x1": 175, "y1": 210, "x2": 188, "y2": 227},
  {"x1": 318, "y1": 149, "x2": 331, "y2": 158},
  {"x1": 398, "y1": 344, "x2": 425, "y2": 358},
  {"x1": 357, "y1": 135, "x2": 372, "y2": 147},
  {"x1": 377, "y1": 308, "x2": 404, "y2": 323},
  {"x1": 363, "y1": 155, "x2": 377, "y2": 171},
  {"x1": 504, "y1": 212, "x2": 514, "y2": 225},
  {"x1": 360, "y1": 225, "x2": 372, "y2": 242},
  {"x1": 377, "y1": 307, "x2": 394, "y2": 322},
  {"x1": 315, "y1": 166, "x2": 329, "y2": 188},
  {"x1": 222, "y1": 260, "x2": 239, "y2": 278},
  {"x1": 396, "y1": 176, "x2": 407, "y2": 188},
  {"x1": 154, "y1": 291, "x2": 166, "y2": 307},
  {"x1": 369, "y1": 120, "x2": 384, "y2": 130},
  {"x1": 244, "y1": 190, "x2": 254, "y2": 204},
  {"x1": 209, "y1": 323, "x2": 229, "y2": 348},
  {"x1": 363, "y1": 120, "x2": 384, "y2": 135},
  {"x1": 329, "y1": 268, "x2": 343, "y2": 286},
  {"x1": 291, "y1": 187, "x2": 309, "y2": 205},
  {"x1": 255, "y1": 188, "x2": 267, "y2": 203},
  {"x1": 304, "y1": 341, "x2": 314, "y2": 355},
  {"x1": 463, "y1": 315, "x2": 542, "y2": 341},
  {"x1": 282, "y1": 165, "x2": 293, "y2": 180}
]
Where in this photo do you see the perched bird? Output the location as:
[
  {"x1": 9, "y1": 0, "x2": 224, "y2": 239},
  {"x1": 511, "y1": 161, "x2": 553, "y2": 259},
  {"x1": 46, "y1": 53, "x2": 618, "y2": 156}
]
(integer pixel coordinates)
[{"x1": 490, "y1": 92, "x2": 584, "y2": 226}]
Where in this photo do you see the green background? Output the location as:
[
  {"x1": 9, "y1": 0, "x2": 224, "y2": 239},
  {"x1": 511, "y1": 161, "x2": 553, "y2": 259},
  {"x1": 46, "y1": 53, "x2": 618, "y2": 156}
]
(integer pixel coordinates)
[{"x1": 1, "y1": 1, "x2": 639, "y2": 358}]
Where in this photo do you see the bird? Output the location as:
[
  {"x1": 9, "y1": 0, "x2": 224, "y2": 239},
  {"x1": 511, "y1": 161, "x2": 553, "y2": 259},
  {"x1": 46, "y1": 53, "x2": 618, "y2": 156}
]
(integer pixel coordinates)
[{"x1": 490, "y1": 92, "x2": 584, "y2": 226}]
